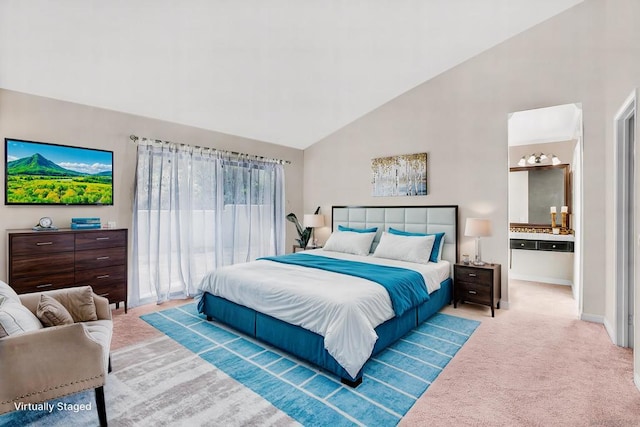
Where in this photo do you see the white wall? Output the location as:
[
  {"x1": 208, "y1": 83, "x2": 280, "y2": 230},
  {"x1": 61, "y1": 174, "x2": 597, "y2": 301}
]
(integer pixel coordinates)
[
  {"x1": 0, "y1": 89, "x2": 304, "y2": 283},
  {"x1": 304, "y1": 0, "x2": 610, "y2": 310}
]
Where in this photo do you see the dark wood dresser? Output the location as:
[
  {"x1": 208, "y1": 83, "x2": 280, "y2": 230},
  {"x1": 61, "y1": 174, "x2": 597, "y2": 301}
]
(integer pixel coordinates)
[
  {"x1": 8, "y1": 228, "x2": 128, "y2": 312},
  {"x1": 453, "y1": 263, "x2": 501, "y2": 317}
]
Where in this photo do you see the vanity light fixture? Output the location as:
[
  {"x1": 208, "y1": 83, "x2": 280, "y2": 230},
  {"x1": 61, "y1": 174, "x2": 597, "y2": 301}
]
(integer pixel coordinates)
[{"x1": 517, "y1": 152, "x2": 561, "y2": 166}]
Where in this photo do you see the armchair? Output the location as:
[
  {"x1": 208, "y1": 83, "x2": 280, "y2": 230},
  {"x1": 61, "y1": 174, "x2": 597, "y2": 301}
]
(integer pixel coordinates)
[{"x1": 0, "y1": 287, "x2": 113, "y2": 426}]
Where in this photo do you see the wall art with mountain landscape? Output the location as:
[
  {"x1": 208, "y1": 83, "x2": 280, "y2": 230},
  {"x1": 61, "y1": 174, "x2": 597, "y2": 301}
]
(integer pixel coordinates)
[{"x1": 5, "y1": 138, "x2": 113, "y2": 205}]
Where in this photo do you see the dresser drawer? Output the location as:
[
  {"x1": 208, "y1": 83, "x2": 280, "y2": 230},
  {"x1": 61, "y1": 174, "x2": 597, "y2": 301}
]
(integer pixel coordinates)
[
  {"x1": 75, "y1": 247, "x2": 126, "y2": 270},
  {"x1": 11, "y1": 252, "x2": 75, "y2": 278},
  {"x1": 10, "y1": 234, "x2": 75, "y2": 256},
  {"x1": 456, "y1": 280, "x2": 491, "y2": 303},
  {"x1": 75, "y1": 230, "x2": 127, "y2": 251},
  {"x1": 11, "y1": 272, "x2": 76, "y2": 294},
  {"x1": 455, "y1": 266, "x2": 492, "y2": 285},
  {"x1": 75, "y1": 265, "x2": 126, "y2": 288}
]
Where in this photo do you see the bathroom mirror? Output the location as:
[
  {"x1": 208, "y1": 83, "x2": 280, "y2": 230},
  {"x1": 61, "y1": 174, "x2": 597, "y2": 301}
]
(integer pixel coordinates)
[{"x1": 509, "y1": 164, "x2": 571, "y2": 226}]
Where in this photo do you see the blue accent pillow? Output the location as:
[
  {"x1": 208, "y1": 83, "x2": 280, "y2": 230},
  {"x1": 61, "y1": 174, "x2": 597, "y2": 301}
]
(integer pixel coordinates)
[
  {"x1": 388, "y1": 227, "x2": 445, "y2": 263},
  {"x1": 338, "y1": 225, "x2": 378, "y2": 233}
]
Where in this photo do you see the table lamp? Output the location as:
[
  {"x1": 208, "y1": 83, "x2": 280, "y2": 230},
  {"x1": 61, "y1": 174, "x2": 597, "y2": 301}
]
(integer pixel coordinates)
[
  {"x1": 464, "y1": 218, "x2": 492, "y2": 266},
  {"x1": 303, "y1": 214, "x2": 324, "y2": 248}
]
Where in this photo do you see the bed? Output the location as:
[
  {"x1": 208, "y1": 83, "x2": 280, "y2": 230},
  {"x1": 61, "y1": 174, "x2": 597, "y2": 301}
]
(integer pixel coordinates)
[{"x1": 197, "y1": 205, "x2": 459, "y2": 386}]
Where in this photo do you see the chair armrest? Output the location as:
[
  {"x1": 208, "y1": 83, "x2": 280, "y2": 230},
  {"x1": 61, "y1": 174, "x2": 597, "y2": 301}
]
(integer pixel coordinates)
[
  {"x1": 93, "y1": 294, "x2": 112, "y2": 320},
  {"x1": 0, "y1": 323, "x2": 106, "y2": 413}
]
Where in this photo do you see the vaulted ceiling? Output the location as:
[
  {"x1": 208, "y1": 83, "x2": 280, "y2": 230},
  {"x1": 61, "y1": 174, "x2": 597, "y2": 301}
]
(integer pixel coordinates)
[{"x1": 0, "y1": 0, "x2": 583, "y2": 149}]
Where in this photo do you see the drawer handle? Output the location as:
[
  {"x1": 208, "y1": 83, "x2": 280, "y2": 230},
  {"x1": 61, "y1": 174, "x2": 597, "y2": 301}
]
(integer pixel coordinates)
[
  {"x1": 97, "y1": 274, "x2": 110, "y2": 279},
  {"x1": 520, "y1": 243, "x2": 525, "y2": 246},
  {"x1": 36, "y1": 283, "x2": 53, "y2": 288},
  {"x1": 97, "y1": 256, "x2": 110, "y2": 260},
  {"x1": 96, "y1": 237, "x2": 110, "y2": 241},
  {"x1": 36, "y1": 242, "x2": 53, "y2": 246},
  {"x1": 552, "y1": 245, "x2": 557, "y2": 248},
  {"x1": 99, "y1": 293, "x2": 109, "y2": 297},
  {"x1": 468, "y1": 290, "x2": 477, "y2": 295},
  {"x1": 468, "y1": 273, "x2": 477, "y2": 277}
]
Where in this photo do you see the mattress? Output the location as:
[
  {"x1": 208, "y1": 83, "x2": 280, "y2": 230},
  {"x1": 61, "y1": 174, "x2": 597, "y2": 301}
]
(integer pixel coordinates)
[{"x1": 198, "y1": 249, "x2": 450, "y2": 377}]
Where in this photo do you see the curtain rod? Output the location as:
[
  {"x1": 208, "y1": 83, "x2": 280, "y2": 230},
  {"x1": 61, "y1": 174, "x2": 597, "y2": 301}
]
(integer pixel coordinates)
[{"x1": 129, "y1": 134, "x2": 291, "y2": 165}]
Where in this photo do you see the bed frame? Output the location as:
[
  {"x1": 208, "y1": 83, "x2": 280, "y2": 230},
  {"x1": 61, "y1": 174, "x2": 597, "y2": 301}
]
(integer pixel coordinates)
[{"x1": 198, "y1": 205, "x2": 459, "y2": 386}]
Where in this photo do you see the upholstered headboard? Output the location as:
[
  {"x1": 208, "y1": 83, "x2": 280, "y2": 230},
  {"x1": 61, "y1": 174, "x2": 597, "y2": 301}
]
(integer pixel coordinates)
[{"x1": 331, "y1": 205, "x2": 459, "y2": 264}]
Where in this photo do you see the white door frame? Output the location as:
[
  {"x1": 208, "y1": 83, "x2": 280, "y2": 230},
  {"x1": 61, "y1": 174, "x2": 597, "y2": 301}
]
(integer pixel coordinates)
[{"x1": 614, "y1": 89, "x2": 637, "y2": 347}]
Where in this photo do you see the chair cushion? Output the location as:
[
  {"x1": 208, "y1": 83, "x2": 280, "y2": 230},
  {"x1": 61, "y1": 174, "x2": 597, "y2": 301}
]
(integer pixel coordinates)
[
  {"x1": 36, "y1": 294, "x2": 74, "y2": 327},
  {"x1": 51, "y1": 286, "x2": 98, "y2": 322},
  {"x1": 0, "y1": 281, "x2": 20, "y2": 304},
  {"x1": 0, "y1": 300, "x2": 43, "y2": 338}
]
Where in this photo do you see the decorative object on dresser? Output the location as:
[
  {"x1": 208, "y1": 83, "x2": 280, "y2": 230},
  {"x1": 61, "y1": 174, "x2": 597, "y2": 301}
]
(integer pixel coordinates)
[
  {"x1": 8, "y1": 228, "x2": 128, "y2": 312},
  {"x1": 71, "y1": 217, "x2": 102, "y2": 230},
  {"x1": 464, "y1": 218, "x2": 492, "y2": 266},
  {"x1": 453, "y1": 263, "x2": 501, "y2": 317},
  {"x1": 32, "y1": 216, "x2": 57, "y2": 231}
]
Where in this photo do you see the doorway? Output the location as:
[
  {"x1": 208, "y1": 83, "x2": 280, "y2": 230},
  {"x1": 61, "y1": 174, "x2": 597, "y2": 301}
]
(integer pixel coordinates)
[
  {"x1": 507, "y1": 103, "x2": 582, "y2": 316},
  {"x1": 614, "y1": 90, "x2": 637, "y2": 349}
]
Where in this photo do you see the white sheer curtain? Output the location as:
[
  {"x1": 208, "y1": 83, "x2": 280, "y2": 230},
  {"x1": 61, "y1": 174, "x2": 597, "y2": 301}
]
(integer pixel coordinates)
[{"x1": 130, "y1": 140, "x2": 285, "y2": 307}]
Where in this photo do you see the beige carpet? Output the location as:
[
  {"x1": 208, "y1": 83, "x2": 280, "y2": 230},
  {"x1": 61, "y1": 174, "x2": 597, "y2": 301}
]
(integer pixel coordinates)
[
  {"x1": 402, "y1": 280, "x2": 640, "y2": 426},
  {"x1": 110, "y1": 282, "x2": 640, "y2": 426}
]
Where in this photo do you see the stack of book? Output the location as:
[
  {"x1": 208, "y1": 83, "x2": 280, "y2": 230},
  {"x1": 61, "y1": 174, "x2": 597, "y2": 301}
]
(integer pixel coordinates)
[{"x1": 71, "y1": 218, "x2": 101, "y2": 230}]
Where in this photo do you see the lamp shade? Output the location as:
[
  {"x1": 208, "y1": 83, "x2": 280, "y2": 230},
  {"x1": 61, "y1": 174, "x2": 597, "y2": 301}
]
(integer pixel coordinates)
[
  {"x1": 303, "y1": 214, "x2": 324, "y2": 228},
  {"x1": 464, "y1": 218, "x2": 492, "y2": 237}
]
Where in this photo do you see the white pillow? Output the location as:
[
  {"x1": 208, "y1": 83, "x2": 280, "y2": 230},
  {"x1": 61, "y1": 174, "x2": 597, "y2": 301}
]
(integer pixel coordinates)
[
  {"x1": 323, "y1": 230, "x2": 376, "y2": 256},
  {"x1": 0, "y1": 301, "x2": 43, "y2": 338},
  {"x1": 0, "y1": 280, "x2": 20, "y2": 304},
  {"x1": 372, "y1": 232, "x2": 435, "y2": 264}
]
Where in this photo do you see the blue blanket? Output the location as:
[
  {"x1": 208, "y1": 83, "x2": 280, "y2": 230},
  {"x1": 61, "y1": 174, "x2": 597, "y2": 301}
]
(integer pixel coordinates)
[{"x1": 258, "y1": 253, "x2": 429, "y2": 316}]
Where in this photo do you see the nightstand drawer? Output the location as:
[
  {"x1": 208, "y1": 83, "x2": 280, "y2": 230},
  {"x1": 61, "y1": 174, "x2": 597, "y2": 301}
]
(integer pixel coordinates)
[
  {"x1": 456, "y1": 281, "x2": 491, "y2": 303},
  {"x1": 455, "y1": 266, "x2": 492, "y2": 285}
]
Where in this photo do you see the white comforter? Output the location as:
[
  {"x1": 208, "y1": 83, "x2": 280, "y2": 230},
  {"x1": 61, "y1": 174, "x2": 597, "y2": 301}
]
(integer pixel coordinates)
[{"x1": 198, "y1": 249, "x2": 450, "y2": 378}]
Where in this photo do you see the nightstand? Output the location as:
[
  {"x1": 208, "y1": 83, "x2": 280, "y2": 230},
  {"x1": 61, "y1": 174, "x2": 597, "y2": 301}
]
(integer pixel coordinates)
[
  {"x1": 453, "y1": 263, "x2": 501, "y2": 317},
  {"x1": 292, "y1": 245, "x2": 322, "y2": 253}
]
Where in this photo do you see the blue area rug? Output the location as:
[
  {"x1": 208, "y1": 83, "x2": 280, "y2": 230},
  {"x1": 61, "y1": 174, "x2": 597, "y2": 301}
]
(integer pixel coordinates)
[{"x1": 141, "y1": 303, "x2": 480, "y2": 426}]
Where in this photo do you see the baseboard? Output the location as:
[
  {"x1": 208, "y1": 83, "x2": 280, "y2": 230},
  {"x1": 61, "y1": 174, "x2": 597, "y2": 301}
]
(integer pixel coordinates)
[
  {"x1": 580, "y1": 312, "x2": 605, "y2": 324},
  {"x1": 635, "y1": 372, "x2": 640, "y2": 392},
  {"x1": 499, "y1": 300, "x2": 510, "y2": 310},
  {"x1": 603, "y1": 317, "x2": 616, "y2": 343},
  {"x1": 508, "y1": 273, "x2": 572, "y2": 286}
]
